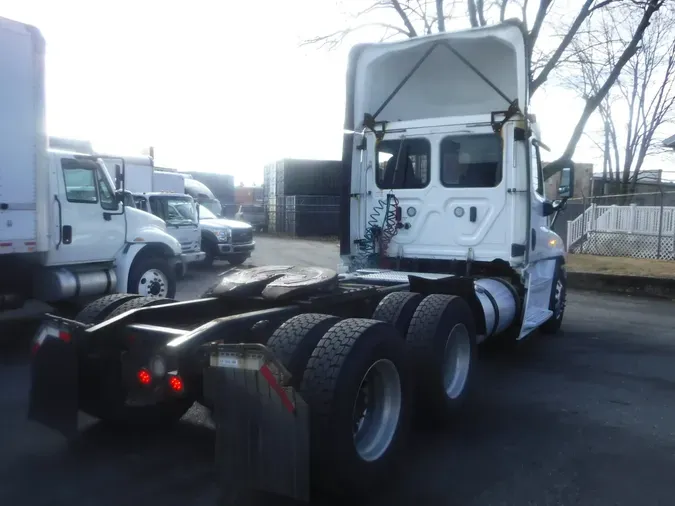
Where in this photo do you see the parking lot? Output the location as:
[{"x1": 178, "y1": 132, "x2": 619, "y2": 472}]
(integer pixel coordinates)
[{"x1": 2, "y1": 236, "x2": 675, "y2": 506}]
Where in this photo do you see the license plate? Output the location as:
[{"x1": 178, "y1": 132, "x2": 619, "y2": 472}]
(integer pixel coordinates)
[{"x1": 28, "y1": 336, "x2": 80, "y2": 437}]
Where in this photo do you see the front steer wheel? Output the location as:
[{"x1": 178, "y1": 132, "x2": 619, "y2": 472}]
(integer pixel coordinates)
[
  {"x1": 127, "y1": 256, "x2": 177, "y2": 299},
  {"x1": 299, "y1": 318, "x2": 413, "y2": 498},
  {"x1": 540, "y1": 259, "x2": 567, "y2": 335}
]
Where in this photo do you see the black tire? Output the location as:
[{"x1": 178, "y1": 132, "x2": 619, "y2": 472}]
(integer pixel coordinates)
[
  {"x1": 371, "y1": 291, "x2": 424, "y2": 337},
  {"x1": 127, "y1": 255, "x2": 177, "y2": 299},
  {"x1": 74, "y1": 293, "x2": 142, "y2": 325},
  {"x1": 202, "y1": 240, "x2": 218, "y2": 267},
  {"x1": 266, "y1": 314, "x2": 341, "y2": 388},
  {"x1": 300, "y1": 318, "x2": 413, "y2": 497},
  {"x1": 227, "y1": 254, "x2": 248, "y2": 266},
  {"x1": 406, "y1": 294, "x2": 477, "y2": 426},
  {"x1": 106, "y1": 295, "x2": 176, "y2": 320},
  {"x1": 80, "y1": 294, "x2": 187, "y2": 427},
  {"x1": 540, "y1": 259, "x2": 567, "y2": 335}
]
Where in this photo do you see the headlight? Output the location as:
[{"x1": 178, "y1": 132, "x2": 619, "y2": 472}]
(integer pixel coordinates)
[{"x1": 215, "y1": 228, "x2": 231, "y2": 242}]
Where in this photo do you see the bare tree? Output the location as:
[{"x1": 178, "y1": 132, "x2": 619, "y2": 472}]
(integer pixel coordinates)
[
  {"x1": 304, "y1": 0, "x2": 667, "y2": 178},
  {"x1": 562, "y1": 2, "x2": 675, "y2": 188}
]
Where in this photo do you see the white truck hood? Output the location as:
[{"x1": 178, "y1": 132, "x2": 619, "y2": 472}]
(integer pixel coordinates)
[{"x1": 348, "y1": 21, "x2": 528, "y2": 127}]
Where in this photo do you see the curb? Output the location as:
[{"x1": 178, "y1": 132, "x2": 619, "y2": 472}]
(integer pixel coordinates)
[{"x1": 567, "y1": 271, "x2": 675, "y2": 300}]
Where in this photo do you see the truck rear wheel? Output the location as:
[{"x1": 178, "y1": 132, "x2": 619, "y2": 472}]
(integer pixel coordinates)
[
  {"x1": 74, "y1": 293, "x2": 142, "y2": 325},
  {"x1": 406, "y1": 294, "x2": 476, "y2": 426},
  {"x1": 127, "y1": 256, "x2": 177, "y2": 299},
  {"x1": 266, "y1": 313, "x2": 341, "y2": 388},
  {"x1": 300, "y1": 318, "x2": 413, "y2": 497},
  {"x1": 371, "y1": 291, "x2": 423, "y2": 337}
]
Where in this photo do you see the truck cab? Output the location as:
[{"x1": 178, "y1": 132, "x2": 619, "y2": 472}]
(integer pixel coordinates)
[{"x1": 129, "y1": 191, "x2": 205, "y2": 276}]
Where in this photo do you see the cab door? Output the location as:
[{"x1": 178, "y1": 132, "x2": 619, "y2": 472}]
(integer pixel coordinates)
[{"x1": 46, "y1": 157, "x2": 126, "y2": 266}]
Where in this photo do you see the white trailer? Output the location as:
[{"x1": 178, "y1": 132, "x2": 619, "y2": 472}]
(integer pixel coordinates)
[
  {"x1": 0, "y1": 16, "x2": 183, "y2": 323},
  {"x1": 27, "y1": 19, "x2": 576, "y2": 504}
]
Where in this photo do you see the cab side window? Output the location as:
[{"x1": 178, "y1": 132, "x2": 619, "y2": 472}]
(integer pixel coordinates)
[
  {"x1": 532, "y1": 143, "x2": 545, "y2": 197},
  {"x1": 96, "y1": 168, "x2": 118, "y2": 211},
  {"x1": 62, "y1": 160, "x2": 98, "y2": 204}
]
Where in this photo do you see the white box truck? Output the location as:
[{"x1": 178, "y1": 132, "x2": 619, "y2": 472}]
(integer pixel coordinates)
[
  {"x1": 0, "y1": 16, "x2": 184, "y2": 323},
  {"x1": 97, "y1": 156, "x2": 206, "y2": 275}
]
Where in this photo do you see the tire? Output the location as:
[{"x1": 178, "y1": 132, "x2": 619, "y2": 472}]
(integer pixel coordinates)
[
  {"x1": 300, "y1": 318, "x2": 413, "y2": 497},
  {"x1": 371, "y1": 292, "x2": 424, "y2": 337},
  {"x1": 106, "y1": 295, "x2": 176, "y2": 320},
  {"x1": 540, "y1": 259, "x2": 567, "y2": 335},
  {"x1": 74, "y1": 293, "x2": 142, "y2": 325},
  {"x1": 127, "y1": 255, "x2": 177, "y2": 299},
  {"x1": 405, "y1": 294, "x2": 477, "y2": 426},
  {"x1": 227, "y1": 254, "x2": 248, "y2": 266},
  {"x1": 79, "y1": 294, "x2": 187, "y2": 427},
  {"x1": 266, "y1": 314, "x2": 341, "y2": 388},
  {"x1": 202, "y1": 240, "x2": 217, "y2": 267}
]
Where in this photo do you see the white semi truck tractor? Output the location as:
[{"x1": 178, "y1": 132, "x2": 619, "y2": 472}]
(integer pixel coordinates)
[
  {"x1": 28, "y1": 19, "x2": 575, "y2": 504},
  {"x1": 0, "y1": 16, "x2": 183, "y2": 324}
]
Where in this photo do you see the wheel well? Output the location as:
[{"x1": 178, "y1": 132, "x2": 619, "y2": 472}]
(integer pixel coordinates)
[{"x1": 127, "y1": 244, "x2": 173, "y2": 278}]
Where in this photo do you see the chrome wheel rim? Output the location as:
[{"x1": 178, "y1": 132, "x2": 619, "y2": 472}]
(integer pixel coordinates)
[
  {"x1": 442, "y1": 323, "x2": 472, "y2": 400},
  {"x1": 137, "y1": 269, "x2": 169, "y2": 297},
  {"x1": 352, "y1": 358, "x2": 402, "y2": 462}
]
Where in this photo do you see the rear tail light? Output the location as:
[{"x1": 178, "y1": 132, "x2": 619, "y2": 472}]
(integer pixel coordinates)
[
  {"x1": 137, "y1": 368, "x2": 152, "y2": 386},
  {"x1": 168, "y1": 374, "x2": 184, "y2": 393}
]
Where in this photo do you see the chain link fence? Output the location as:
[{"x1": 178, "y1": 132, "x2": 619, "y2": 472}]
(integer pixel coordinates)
[
  {"x1": 264, "y1": 195, "x2": 340, "y2": 238},
  {"x1": 559, "y1": 189, "x2": 675, "y2": 260}
]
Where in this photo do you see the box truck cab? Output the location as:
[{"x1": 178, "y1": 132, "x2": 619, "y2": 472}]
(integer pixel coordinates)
[
  {"x1": 129, "y1": 191, "x2": 205, "y2": 275},
  {"x1": 0, "y1": 16, "x2": 182, "y2": 322}
]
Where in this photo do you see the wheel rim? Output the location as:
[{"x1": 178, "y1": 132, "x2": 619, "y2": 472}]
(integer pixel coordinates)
[
  {"x1": 553, "y1": 279, "x2": 565, "y2": 319},
  {"x1": 137, "y1": 269, "x2": 169, "y2": 297},
  {"x1": 352, "y1": 358, "x2": 402, "y2": 462},
  {"x1": 442, "y1": 323, "x2": 472, "y2": 400}
]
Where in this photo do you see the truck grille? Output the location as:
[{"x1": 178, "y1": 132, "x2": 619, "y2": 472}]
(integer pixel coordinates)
[
  {"x1": 232, "y1": 229, "x2": 253, "y2": 244},
  {"x1": 181, "y1": 240, "x2": 200, "y2": 253}
]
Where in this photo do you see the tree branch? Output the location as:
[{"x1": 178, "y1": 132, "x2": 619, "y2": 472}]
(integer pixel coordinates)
[
  {"x1": 467, "y1": 0, "x2": 479, "y2": 27},
  {"x1": 392, "y1": 0, "x2": 419, "y2": 37},
  {"x1": 436, "y1": 0, "x2": 446, "y2": 31},
  {"x1": 545, "y1": 0, "x2": 666, "y2": 179}
]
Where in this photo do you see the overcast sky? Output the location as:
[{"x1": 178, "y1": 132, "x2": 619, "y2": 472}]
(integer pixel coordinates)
[{"x1": 2, "y1": 0, "x2": 673, "y2": 184}]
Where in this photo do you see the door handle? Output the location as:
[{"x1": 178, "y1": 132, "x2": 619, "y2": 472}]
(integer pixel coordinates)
[
  {"x1": 531, "y1": 228, "x2": 536, "y2": 250},
  {"x1": 469, "y1": 206, "x2": 477, "y2": 222},
  {"x1": 62, "y1": 225, "x2": 72, "y2": 245}
]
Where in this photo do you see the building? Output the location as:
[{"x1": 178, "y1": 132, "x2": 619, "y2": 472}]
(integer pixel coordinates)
[{"x1": 663, "y1": 134, "x2": 675, "y2": 150}]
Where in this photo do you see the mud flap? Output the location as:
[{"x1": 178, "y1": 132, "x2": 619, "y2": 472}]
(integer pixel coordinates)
[
  {"x1": 28, "y1": 337, "x2": 80, "y2": 438},
  {"x1": 203, "y1": 343, "x2": 310, "y2": 504}
]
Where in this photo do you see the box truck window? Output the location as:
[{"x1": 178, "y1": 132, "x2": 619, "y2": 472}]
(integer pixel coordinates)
[
  {"x1": 62, "y1": 161, "x2": 98, "y2": 203},
  {"x1": 440, "y1": 134, "x2": 503, "y2": 188},
  {"x1": 166, "y1": 198, "x2": 197, "y2": 225},
  {"x1": 376, "y1": 138, "x2": 430, "y2": 190}
]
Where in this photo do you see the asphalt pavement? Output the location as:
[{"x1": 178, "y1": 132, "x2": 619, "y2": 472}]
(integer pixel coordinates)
[{"x1": 1, "y1": 236, "x2": 675, "y2": 506}]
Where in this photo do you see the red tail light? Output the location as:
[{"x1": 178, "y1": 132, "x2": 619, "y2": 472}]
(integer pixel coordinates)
[
  {"x1": 58, "y1": 330, "x2": 71, "y2": 343},
  {"x1": 137, "y1": 368, "x2": 152, "y2": 385},
  {"x1": 168, "y1": 375, "x2": 184, "y2": 393}
]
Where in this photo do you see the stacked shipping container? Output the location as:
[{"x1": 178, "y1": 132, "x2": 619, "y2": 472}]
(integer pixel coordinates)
[{"x1": 263, "y1": 159, "x2": 341, "y2": 237}]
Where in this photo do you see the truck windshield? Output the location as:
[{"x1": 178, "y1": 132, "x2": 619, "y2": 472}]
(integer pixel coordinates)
[
  {"x1": 198, "y1": 204, "x2": 218, "y2": 220},
  {"x1": 166, "y1": 198, "x2": 197, "y2": 225}
]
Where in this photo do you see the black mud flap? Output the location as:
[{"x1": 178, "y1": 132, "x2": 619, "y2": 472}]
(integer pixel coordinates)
[
  {"x1": 203, "y1": 343, "x2": 310, "y2": 504},
  {"x1": 28, "y1": 338, "x2": 80, "y2": 438}
]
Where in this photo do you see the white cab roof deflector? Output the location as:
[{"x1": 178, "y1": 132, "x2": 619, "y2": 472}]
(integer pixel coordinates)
[{"x1": 350, "y1": 21, "x2": 528, "y2": 129}]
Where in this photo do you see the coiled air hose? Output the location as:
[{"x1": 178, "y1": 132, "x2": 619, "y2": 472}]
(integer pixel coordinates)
[{"x1": 356, "y1": 193, "x2": 399, "y2": 266}]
